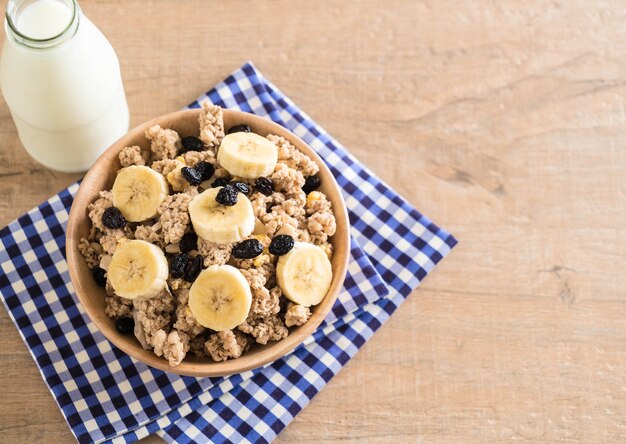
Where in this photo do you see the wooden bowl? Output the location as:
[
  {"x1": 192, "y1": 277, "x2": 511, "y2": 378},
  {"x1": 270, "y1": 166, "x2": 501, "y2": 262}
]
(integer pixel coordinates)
[{"x1": 66, "y1": 109, "x2": 350, "y2": 377}]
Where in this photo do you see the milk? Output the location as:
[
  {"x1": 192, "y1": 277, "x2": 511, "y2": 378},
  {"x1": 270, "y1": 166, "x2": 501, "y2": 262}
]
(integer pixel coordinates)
[
  {"x1": 0, "y1": 0, "x2": 129, "y2": 172},
  {"x1": 17, "y1": 0, "x2": 71, "y2": 39}
]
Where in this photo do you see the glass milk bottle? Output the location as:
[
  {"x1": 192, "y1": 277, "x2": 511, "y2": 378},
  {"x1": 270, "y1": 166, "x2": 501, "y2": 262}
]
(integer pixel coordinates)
[{"x1": 0, "y1": 0, "x2": 129, "y2": 172}]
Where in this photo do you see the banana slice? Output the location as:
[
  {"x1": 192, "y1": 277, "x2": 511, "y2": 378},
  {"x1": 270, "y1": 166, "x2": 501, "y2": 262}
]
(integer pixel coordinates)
[
  {"x1": 112, "y1": 165, "x2": 169, "y2": 222},
  {"x1": 276, "y1": 242, "x2": 333, "y2": 307},
  {"x1": 217, "y1": 132, "x2": 278, "y2": 179},
  {"x1": 108, "y1": 240, "x2": 169, "y2": 300},
  {"x1": 188, "y1": 187, "x2": 255, "y2": 244},
  {"x1": 188, "y1": 265, "x2": 252, "y2": 331}
]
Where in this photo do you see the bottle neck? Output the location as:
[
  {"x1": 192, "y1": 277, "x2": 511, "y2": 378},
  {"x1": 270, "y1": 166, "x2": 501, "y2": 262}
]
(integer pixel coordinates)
[{"x1": 5, "y1": 0, "x2": 80, "y2": 49}]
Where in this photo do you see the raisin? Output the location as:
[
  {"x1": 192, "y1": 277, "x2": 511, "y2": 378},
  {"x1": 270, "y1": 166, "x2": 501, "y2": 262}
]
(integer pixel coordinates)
[
  {"x1": 195, "y1": 161, "x2": 215, "y2": 181},
  {"x1": 232, "y1": 239, "x2": 264, "y2": 259},
  {"x1": 255, "y1": 177, "x2": 274, "y2": 196},
  {"x1": 102, "y1": 206, "x2": 126, "y2": 229},
  {"x1": 211, "y1": 177, "x2": 230, "y2": 188},
  {"x1": 227, "y1": 124, "x2": 251, "y2": 134},
  {"x1": 170, "y1": 252, "x2": 189, "y2": 279},
  {"x1": 179, "y1": 232, "x2": 197, "y2": 253},
  {"x1": 115, "y1": 317, "x2": 134, "y2": 334},
  {"x1": 302, "y1": 175, "x2": 321, "y2": 194},
  {"x1": 230, "y1": 181, "x2": 250, "y2": 195},
  {"x1": 92, "y1": 267, "x2": 107, "y2": 287},
  {"x1": 181, "y1": 136, "x2": 203, "y2": 153},
  {"x1": 269, "y1": 235, "x2": 295, "y2": 256},
  {"x1": 181, "y1": 167, "x2": 203, "y2": 185},
  {"x1": 216, "y1": 184, "x2": 238, "y2": 206},
  {"x1": 184, "y1": 255, "x2": 203, "y2": 282}
]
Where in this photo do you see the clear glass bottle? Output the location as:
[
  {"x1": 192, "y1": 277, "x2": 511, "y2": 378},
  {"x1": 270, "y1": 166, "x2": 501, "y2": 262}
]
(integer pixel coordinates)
[{"x1": 0, "y1": 0, "x2": 129, "y2": 172}]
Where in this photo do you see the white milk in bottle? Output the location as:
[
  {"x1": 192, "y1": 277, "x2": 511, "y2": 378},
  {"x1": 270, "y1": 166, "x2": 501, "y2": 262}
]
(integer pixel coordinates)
[{"x1": 0, "y1": 0, "x2": 129, "y2": 172}]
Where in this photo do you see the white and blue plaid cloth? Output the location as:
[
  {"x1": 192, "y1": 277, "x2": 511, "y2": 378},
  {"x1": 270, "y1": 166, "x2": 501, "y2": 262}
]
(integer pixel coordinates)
[{"x1": 0, "y1": 62, "x2": 456, "y2": 443}]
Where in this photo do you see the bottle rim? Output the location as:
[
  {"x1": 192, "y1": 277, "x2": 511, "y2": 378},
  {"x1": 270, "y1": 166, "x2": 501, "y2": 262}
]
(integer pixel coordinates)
[{"x1": 5, "y1": 0, "x2": 80, "y2": 49}]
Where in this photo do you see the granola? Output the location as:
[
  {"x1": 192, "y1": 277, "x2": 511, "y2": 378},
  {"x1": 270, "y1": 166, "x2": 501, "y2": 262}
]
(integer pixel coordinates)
[{"x1": 78, "y1": 104, "x2": 337, "y2": 367}]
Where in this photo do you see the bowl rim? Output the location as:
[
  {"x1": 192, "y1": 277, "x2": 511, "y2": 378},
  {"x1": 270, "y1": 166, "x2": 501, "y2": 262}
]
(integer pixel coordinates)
[{"x1": 66, "y1": 108, "x2": 350, "y2": 377}]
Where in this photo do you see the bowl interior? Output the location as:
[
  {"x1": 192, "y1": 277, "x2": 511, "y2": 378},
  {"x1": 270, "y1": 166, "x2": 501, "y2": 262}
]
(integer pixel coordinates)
[{"x1": 66, "y1": 109, "x2": 350, "y2": 377}]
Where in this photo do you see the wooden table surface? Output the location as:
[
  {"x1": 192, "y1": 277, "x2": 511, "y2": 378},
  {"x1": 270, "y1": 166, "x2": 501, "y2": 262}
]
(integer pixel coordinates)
[{"x1": 2, "y1": 0, "x2": 626, "y2": 442}]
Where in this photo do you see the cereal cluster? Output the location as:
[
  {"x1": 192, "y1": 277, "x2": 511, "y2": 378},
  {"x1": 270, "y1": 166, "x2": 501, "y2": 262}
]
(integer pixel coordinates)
[{"x1": 79, "y1": 103, "x2": 336, "y2": 366}]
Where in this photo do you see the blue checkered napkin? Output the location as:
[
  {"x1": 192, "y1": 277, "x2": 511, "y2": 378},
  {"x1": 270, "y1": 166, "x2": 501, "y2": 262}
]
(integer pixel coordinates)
[
  {"x1": 0, "y1": 190, "x2": 385, "y2": 444},
  {"x1": 0, "y1": 62, "x2": 456, "y2": 444},
  {"x1": 130, "y1": 62, "x2": 455, "y2": 443}
]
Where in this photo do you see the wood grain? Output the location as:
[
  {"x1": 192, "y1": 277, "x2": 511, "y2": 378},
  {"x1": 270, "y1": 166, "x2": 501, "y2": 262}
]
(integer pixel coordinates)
[{"x1": 1, "y1": 0, "x2": 625, "y2": 442}]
